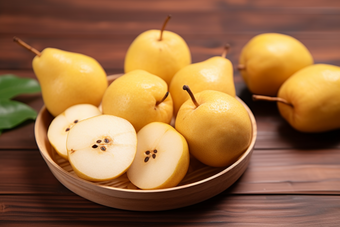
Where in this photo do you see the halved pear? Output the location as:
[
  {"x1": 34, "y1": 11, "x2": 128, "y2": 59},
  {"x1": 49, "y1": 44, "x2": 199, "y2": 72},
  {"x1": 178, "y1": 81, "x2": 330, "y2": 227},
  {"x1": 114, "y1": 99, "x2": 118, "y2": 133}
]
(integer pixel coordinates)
[
  {"x1": 47, "y1": 104, "x2": 102, "y2": 160},
  {"x1": 67, "y1": 115, "x2": 137, "y2": 181},
  {"x1": 127, "y1": 122, "x2": 190, "y2": 190}
]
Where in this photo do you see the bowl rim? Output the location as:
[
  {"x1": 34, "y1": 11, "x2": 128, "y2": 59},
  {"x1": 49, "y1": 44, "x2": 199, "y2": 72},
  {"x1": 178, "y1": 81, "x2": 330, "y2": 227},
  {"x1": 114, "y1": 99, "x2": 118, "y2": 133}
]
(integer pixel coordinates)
[{"x1": 35, "y1": 76, "x2": 257, "y2": 194}]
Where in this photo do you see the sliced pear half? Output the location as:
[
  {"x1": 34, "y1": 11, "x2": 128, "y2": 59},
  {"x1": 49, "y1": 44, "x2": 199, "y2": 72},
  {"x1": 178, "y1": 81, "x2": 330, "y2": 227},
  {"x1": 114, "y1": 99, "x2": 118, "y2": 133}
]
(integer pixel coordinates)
[
  {"x1": 127, "y1": 122, "x2": 190, "y2": 190},
  {"x1": 67, "y1": 115, "x2": 137, "y2": 181},
  {"x1": 47, "y1": 104, "x2": 102, "y2": 160}
]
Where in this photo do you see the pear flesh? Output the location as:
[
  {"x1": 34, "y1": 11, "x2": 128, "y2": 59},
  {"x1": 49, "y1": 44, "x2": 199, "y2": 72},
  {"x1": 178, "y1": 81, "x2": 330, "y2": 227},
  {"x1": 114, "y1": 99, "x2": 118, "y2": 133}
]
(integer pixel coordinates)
[
  {"x1": 278, "y1": 64, "x2": 340, "y2": 133},
  {"x1": 67, "y1": 115, "x2": 137, "y2": 181},
  {"x1": 47, "y1": 104, "x2": 102, "y2": 160},
  {"x1": 127, "y1": 122, "x2": 190, "y2": 190},
  {"x1": 33, "y1": 48, "x2": 108, "y2": 117}
]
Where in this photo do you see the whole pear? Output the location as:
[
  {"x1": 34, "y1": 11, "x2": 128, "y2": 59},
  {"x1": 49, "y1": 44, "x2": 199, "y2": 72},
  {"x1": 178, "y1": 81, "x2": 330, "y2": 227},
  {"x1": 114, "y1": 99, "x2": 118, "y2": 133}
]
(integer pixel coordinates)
[
  {"x1": 13, "y1": 37, "x2": 108, "y2": 117},
  {"x1": 101, "y1": 70, "x2": 173, "y2": 132},
  {"x1": 170, "y1": 45, "x2": 236, "y2": 116},
  {"x1": 275, "y1": 64, "x2": 340, "y2": 133},
  {"x1": 239, "y1": 33, "x2": 313, "y2": 96},
  {"x1": 124, "y1": 16, "x2": 191, "y2": 85},
  {"x1": 175, "y1": 86, "x2": 252, "y2": 167}
]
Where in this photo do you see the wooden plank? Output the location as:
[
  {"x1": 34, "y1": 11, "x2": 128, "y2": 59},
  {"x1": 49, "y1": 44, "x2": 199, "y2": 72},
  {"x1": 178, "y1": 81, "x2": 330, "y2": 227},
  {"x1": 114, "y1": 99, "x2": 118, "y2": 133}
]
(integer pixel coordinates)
[
  {"x1": 2, "y1": 34, "x2": 340, "y2": 71},
  {"x1": 3, "y1": 0, "x2": 340, "y2": 14},
  {"x1": 1, "y1": 148, "x2": 340, "y2": 195},
  {"x1": 0, "y1": 149, "x2": 71, "y2": 194},
  {"x1": 1, "y1": 0, "x2": 340, "y2": 36},
  {"x1": 231, "y1": 149, "x2": 340, "y2": 194},
  {"x1": 1, "y1": 194, "x2": 340, "y2": 226}
]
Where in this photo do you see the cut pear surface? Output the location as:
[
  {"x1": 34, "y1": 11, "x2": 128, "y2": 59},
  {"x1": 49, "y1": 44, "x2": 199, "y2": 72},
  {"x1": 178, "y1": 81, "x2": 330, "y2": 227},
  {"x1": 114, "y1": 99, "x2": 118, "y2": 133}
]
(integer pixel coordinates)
[
  {"x1": 67, "y1": 115, "x2": 137, "y2": 181},
  {"x1": 47, "y1": 104, "x2": 102, "y2": 160},
  {"x1": 127, "y1": 122, "x2": 189, "y2": 190}
]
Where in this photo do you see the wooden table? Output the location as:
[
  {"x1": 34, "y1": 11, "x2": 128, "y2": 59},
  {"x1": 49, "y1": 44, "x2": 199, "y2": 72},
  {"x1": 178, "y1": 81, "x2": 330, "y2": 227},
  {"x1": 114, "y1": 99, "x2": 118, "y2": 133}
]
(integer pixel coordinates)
[{"x1": 1, "y1": 0, "x2": 340, "y2": 225}]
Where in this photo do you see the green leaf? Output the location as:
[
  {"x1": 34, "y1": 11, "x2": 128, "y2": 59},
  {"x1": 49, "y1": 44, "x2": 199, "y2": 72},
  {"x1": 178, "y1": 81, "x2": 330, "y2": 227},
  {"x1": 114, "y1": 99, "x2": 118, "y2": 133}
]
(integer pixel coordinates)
[
  {"x1": 0, "y1": 99, "x2": 37, "y2": 130},
  {"x1": 0, "y1": 74, "x2": 41, "y2": 100}
]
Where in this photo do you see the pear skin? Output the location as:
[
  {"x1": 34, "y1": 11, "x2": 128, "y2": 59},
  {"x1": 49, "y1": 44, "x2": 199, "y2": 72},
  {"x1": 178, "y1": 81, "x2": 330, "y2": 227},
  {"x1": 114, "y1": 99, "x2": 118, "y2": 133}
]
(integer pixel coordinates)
[
  {"x1": 239, "y1": 33, "x2": 313, "y2": 96},
  {"x1": 170, "y1": 55, "x2": 236, "y2": 116},
  {"x1": 277, "y1": 64, "x2": 340, "y2": 133},
  {"x1": 101, "y1": 69, "x2": 173, "y2": 132},
  {"x1": 124, "y1": 29, "x2": 191, "y2": 85},
  {"x1": 175, "y1": 89, "x2": 252, "y2": 167},
  {"x1": 33, "y1": 48, "x2": 108, "y2": 117}
]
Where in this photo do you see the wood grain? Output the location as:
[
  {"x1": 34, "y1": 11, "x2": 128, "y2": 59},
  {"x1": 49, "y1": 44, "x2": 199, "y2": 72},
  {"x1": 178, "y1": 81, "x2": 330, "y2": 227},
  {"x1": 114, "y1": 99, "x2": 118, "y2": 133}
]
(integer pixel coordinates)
[
  {"x1": 2, "y1": 35, "x2": 340, "y2": 71},
  {"x1": 2, "y1": 0, "x2": 340, "y2": 36},
  {"x1": 1, "y1": 194, "x2": 340, "y2": 226},
  {"x1": 2, "y1": 148, "x2": 340, "y2": 195},
  {"x1": 1, "y1": 0, "x2": 340, "y2": 224}
]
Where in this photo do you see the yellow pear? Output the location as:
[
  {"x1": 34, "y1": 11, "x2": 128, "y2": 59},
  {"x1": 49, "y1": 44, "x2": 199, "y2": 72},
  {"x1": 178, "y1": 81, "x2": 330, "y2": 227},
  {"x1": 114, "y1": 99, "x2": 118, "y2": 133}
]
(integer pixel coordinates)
[
  {"x1": 175, "y1": 86, "x2": 252, "y2": 167},
  {"x1": 127, "y1": 122, "x2": 189, "y2": 190},
  {"x1": 13, "y1": 37, "x2": 108, "y2": 117},
  {"x1": 170, "y1": 45, "x2": 236, "y2": 116},
  {"x1": 254, "y1": 64, "x2": 340, "y2": 133},
  {"x1": 238, "y1": 33, "x2": 313, "y2": 96},
  {"x1": 101, "y1": 70, "x2": 173, "y2": 132},
  {"x1": 124, "y1": 15, "x2": 191, "y2": 85}
]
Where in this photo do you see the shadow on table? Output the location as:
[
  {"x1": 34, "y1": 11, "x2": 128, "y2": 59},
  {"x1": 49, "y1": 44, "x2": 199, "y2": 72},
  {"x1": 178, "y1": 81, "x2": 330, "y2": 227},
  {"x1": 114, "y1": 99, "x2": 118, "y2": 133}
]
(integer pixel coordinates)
[{"x1": 237, "y1": 86, "x2": 340, "y2": 150}]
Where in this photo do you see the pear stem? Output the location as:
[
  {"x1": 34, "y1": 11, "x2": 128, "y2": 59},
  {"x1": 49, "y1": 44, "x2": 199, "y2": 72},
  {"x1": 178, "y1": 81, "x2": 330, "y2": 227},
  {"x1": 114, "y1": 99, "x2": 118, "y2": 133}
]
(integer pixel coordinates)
[
  {"x1": 237, "y1": 64, "x2": 246, "y2": 70},
  {"x1": 221, "y1": 44, "x2": 230, "y2": 58},
  {"x1": 13, "y1": 37, "x2": 41, "y2": 57},
  {"x1": 156, "y1": 91, "x2": 169, "y2": 106},
  {"x1": 159, "y1": 15, "x2": 171, "y2": 41},
  {"x1": 183, "y1": 85, "x2": 199, "y2": 108},
  {"x1": 252, "y1": 94, "x2": 293, "y2": 107}
]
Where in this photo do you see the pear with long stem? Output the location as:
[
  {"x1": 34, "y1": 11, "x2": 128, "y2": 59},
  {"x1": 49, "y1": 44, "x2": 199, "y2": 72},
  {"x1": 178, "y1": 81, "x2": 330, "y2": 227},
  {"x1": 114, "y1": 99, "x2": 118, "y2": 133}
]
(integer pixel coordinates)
[
  {"x1": 13, "y1": 37, "x2": 108, "y2": 117},
  {"x1": 251, "y1": 64, "x2": 340, "y2": 132}
]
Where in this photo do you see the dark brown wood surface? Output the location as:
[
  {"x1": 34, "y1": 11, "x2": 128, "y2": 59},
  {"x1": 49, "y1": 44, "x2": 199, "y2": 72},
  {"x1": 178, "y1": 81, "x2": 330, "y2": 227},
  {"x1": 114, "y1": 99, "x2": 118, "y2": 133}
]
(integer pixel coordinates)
[{"x1": 1, "y1": 0, "x2": 340, "y2": 225}]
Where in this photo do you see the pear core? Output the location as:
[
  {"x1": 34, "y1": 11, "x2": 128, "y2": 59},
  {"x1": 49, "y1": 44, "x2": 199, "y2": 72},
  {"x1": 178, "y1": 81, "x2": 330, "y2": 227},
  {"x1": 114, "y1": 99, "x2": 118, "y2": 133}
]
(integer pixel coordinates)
[
  {"x1": 67, "y1": 115, "x2": 137, "y2": 181},
  {"x1": 127, "y1": 122, "x2": 189, "y2": 190}
]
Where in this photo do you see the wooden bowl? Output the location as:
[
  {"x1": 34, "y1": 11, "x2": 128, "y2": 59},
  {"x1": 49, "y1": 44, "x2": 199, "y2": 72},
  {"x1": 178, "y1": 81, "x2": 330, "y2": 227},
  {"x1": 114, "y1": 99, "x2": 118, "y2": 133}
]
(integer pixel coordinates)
[{"x1": 34, "y1": 75, "x2": 257, "y2": 211}]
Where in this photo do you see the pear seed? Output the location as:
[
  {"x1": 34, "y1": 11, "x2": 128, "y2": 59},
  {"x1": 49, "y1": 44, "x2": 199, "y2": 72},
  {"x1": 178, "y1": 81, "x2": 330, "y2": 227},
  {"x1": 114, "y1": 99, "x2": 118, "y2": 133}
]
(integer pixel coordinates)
[
  {"x1": 92, "y1": 144, "x2": 98, "y2": 149},
  {"x1": 144, "y1": 157, "x2": 150, "y2": 163},
  {"x1": 104, "y1": 138, "x2": 110, "y2": 143},
  {"x1": 145, "y1": 150, "x2": 150, "y2": 155},
  {"x1": 152, "y1": 154, "x2": 156, "y2": 159},
  {"x1": 74, "y1": 120, "x2": 79, "y2": 123},
  {"x1": 153, "y1": 149, "x2": 158, "y2": 153},
  {"x1": 65, "y1": 128, "x2": 70, "y2": 132},
  {"x1": 100, "y1": 146, "x2": 106, "y2": 151},
  {"x1": 97, "y1": 140, "x2": 102, "y2": 143}
]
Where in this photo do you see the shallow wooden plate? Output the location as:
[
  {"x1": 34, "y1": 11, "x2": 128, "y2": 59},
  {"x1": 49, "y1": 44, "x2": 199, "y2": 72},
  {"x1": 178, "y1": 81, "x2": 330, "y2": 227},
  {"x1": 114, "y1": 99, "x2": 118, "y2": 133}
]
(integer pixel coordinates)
[{"x1": 34, "y1": 74, "x2": 257, "y2": 211}]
